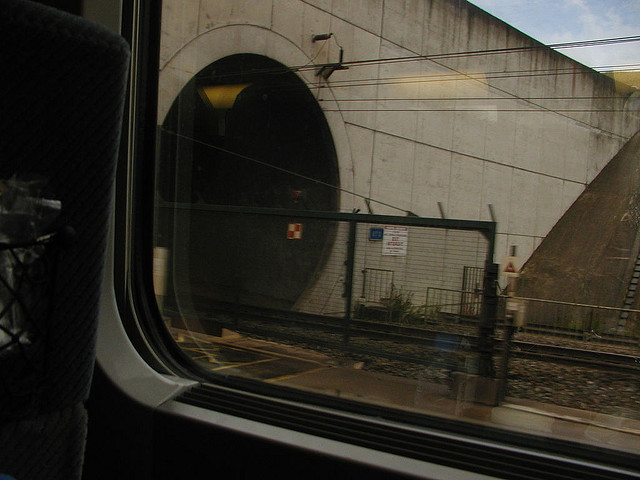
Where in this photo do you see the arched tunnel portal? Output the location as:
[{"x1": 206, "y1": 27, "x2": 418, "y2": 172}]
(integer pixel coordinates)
[{"x1": 157, "y1": 54, "x2": 340, "y2": 311}]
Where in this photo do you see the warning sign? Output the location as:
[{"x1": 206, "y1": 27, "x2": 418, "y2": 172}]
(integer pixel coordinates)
[
  {"x1": 287, "y1": 223, "x2": 302, "y2": 240},
  {"x1": 382, "y1": 226, "x2": 408, "y2": 256},
  {"x1": 503, "y1": 262, "x2": 517, "y2": 274},
  {"x1": 500, "y1": 255, "x2": 521, "y2": 277}
]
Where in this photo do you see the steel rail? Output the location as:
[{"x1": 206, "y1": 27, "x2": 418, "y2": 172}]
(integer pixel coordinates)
[{"x1": 168, "y1": 304, "x2": 640, "y2": 373}]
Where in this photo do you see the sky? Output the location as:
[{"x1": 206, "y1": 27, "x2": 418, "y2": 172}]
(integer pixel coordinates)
[{"x1": 468, "y1": 0, "x2": 640, "y2": 71}]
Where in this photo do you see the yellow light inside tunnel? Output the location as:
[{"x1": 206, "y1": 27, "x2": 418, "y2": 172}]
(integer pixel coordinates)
[{"x1": 199, "y1": 84, "x2": 251, "y2": 109}]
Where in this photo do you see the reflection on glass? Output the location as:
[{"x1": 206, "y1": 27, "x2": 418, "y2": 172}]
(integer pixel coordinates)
[{"x1": 153, "y1": 0, "x2": 640, "y2": 458}]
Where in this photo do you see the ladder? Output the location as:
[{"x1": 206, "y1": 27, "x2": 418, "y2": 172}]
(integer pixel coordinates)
[{"x1": 619, "y1": 252, "x2": 640, "y2": 328}]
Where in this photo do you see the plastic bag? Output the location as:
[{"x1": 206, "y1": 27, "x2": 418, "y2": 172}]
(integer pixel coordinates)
[
  {"x1": 0, "y1": 176, "x2": 61, "y2": 349},
  {"x1": 0, "y1": 176, "x2": 61, "y2": 244}
]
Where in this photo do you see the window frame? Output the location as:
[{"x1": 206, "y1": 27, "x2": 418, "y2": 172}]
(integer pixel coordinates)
[{"x1": 97, "y1": 1, "x2": 640, "y2": 478}]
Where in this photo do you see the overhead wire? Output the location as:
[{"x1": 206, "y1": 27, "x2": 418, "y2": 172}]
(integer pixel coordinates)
[
  {"x1": 321, "y1": 108, "x2": 632, "y2": 113},
  {"x1": 200, "y1": 61, "x2": 640, "y2": 93},
  {"x1": 200, "y1": 65, "x2": 639, "y2": 114},
  {"x1": 197, "y1": 60, "x2": 639, "y2": 116},
  {"x1": 295, "y1": 35, "x2": 640, "y2": 72},
  {"x1": 292, "y1": 67, "x2": 640, "y2": 99},
  {"x1": 203, "y1": 35, "x2": 640, "y2": 81},
  {"x1": 187, "y1": 73, "x2": 637, "y2": 116},
  {"x1": 160, "y1": 36, "x2": 640, "y2": 213},
  {"x1": 302, "y1": 63, "x2": 640, "y2": 89},
  {"x1": 159, "y1": 127, "x2": 413, "y2": 215},
  {"x1": 407, "y1": 56, "x2": 636, "y2": 137},
  {"x1": 321, "y1": 96, "x2": 631, "y2": 102},
  {"x1": 192, "y1": 34, "x2": 639, "y2": 121}
]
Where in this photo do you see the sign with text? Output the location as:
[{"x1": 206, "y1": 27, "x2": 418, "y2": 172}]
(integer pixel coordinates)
[{"x1": 382, "y1": 226, "x2": 408, "y2": 256}]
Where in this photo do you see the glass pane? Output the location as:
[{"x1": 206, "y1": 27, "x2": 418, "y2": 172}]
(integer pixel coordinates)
[{"x1": 152, "y1": 0, "x2": 640, "y2": 458}]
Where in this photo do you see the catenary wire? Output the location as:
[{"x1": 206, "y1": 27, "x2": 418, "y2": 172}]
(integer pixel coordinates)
[
  {"x1": 204, "y1": 35, "x2": 640, "y2": 81},
  {"x1": 293, "y1": 35, "x2": 640, "y2": 72},
  {"x1": 171, "y1": 37, "x2": 639, "y2": 169},
  {"x1": 197, "y1": 63, "x2": 639, "y2": 111},
  {"x1": 159, "y1": 127, "x2": 413, "y2": 214}
]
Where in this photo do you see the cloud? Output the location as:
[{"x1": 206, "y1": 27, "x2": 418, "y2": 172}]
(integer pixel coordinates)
[
  {"x1": 561, "y1": 0, "x2": 640, "y2": 67},
  {"x1": 469, "y1": 0, "x2": 640, "y2": 68}
]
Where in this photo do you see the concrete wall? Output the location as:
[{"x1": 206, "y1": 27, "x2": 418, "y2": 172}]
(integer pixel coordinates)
[{"x1": 158, "y1": 0, "x2": 640, "y2": 266}]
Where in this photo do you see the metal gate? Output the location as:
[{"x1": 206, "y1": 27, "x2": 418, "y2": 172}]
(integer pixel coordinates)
[{"x1": 461, "y1": 266, "x2": 484, "y2": 316}]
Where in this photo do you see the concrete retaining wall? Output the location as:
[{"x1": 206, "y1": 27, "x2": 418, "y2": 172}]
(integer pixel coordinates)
[{"x1": 158, "y1": 0, "x2": 640, "y2": 267}]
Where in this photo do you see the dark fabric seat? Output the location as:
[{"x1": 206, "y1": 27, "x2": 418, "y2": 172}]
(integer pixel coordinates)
[{"x1": 0, "y1": 1, "x2": 130, "y2": 478}]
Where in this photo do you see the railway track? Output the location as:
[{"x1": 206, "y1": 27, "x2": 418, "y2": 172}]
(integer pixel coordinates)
[
  {"x1": 173, "y1": 304, "x2": 640, "y2": 373},
  {"x1": 510, "y1": 342, "x2": 640, "y2": 373}
]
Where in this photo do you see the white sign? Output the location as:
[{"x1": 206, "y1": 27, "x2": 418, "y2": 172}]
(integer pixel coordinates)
[{"x1": 382, "y1": 226, "x2": 408, "y2": 256}]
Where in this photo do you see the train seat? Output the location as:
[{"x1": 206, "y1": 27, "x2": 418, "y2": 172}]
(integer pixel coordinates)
[{"x1": 0, "y1": 1, "x2": 130, "y2": 478}]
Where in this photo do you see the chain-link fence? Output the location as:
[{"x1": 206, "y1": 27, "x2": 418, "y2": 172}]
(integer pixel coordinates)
[
  {"x1": 157, "y1": 204, "x2": 499, "y2": 375},
  {"x1": 501, "y1": 295, "x2": 640, "y2": 345},
  {"x1": 158, "y1": 204, "x2": 496, "y2": 326}
]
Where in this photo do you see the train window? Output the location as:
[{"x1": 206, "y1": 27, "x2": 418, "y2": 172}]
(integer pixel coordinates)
[{"x1": 135, "y1": 0, "x2": 640, "y2": 476}]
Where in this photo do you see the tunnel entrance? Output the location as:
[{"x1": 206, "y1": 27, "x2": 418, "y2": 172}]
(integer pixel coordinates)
[{"x1": 157, "y1": 54, "x2": 340, "y2": 310}]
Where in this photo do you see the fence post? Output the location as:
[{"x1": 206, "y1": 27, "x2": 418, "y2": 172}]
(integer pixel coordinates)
[
  {"x1": 343, "y1": 220, "x2": 357, "y2": 344},
  {"x1": 498, "y1": 276, "x2": 518, "y2": 402},
  {"x1": 477, "y1": 263, "x2": 499, "y2": 377}
]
